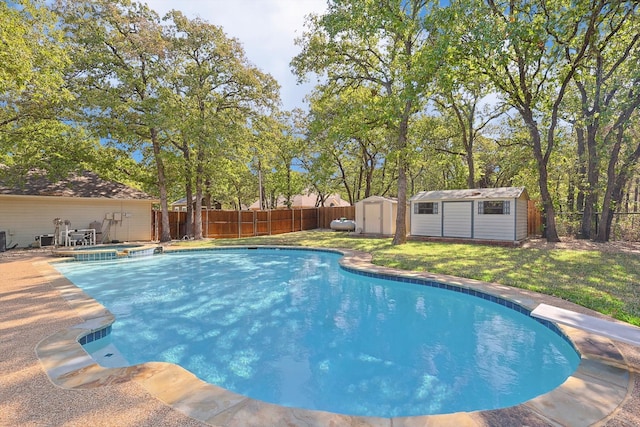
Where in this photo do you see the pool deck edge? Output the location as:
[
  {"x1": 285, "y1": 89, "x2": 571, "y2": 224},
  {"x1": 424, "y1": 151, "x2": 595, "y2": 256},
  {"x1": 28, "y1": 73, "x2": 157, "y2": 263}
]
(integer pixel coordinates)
[{"x1": 31, "y1": 247, "x2": 640, "y2": 426}]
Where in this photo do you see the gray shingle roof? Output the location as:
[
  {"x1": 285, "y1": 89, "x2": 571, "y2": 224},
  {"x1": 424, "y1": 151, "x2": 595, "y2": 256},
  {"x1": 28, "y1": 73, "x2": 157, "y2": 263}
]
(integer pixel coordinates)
[
  {"x1": 411, "y1": 187, "x2": 527, "y2": 201},
  {"x1": 0, "y1": 170, "x2": 155, "y2": 200}
]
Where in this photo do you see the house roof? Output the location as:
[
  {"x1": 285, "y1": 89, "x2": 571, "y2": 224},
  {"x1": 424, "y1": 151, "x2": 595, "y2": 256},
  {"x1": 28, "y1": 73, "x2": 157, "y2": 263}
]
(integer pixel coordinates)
[
  {"x1": 411, "y1": 187, "x2": 527, "y2": 201},
  {"x1": 249, "y1": 192, "x2": 350, "y2": 209},
  {"x1": 0, "y1": 170, "x2": 155, "y2": 200}
]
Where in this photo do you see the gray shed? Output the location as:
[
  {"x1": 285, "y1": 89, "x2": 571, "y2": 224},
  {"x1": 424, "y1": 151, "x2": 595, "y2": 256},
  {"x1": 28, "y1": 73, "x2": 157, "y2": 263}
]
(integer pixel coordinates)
[{"x1": 410, "y1": 187, "x2": 529, "y2": 242}]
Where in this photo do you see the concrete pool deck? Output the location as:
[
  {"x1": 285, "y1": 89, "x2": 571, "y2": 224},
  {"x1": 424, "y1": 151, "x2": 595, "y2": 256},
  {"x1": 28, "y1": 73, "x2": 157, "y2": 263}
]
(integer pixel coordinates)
[{"x1": 1, "y1": 249, "x2": 640, "y2": 426}]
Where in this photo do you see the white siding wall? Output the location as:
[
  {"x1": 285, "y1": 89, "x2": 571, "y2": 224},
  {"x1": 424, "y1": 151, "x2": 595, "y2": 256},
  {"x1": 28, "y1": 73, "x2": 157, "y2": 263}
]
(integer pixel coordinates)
[
  {"x1": 0, "y1": 195, "x2": 153, "y2": 247},
  {"x1": 387, "y1": 202, "x2": 396, "y2": 235},
  {"x1": 410, "y1": 202, "x2": 442, "y2": 236},
  {"x1": 515, "y1": 197, "x2": 528, "y2": 240},
  {"x1": 355, "y1": 201, "x2": 365, "y2": 232},
  {"x1": 474, "y1": 198, "x2": 515, "y2": 240},
  {"x1": 386, "y1": 202, "x2": 410, "y2": 235}
]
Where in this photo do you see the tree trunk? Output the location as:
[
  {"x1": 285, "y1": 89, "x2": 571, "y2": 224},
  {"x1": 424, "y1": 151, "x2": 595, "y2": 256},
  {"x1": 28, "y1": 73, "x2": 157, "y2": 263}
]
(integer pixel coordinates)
[
  {"x1": 392, "y1": 108, "x2": 411, "y2": 245},
  {"x1": 183, "y1": 139, "x2": 194, "y2": 239},
  {"x1": 194, "y1": 148, "x2": 204, "y2": 239},
  {"x1": 596, "y1": 129, "x2": 640, "y2": 242},
  {"x1": 151, "y1": 128, "x2": 171, "y2": 242},
  {"x1": 523, "y1": 114, "x2": 560, "y2": 242},
  {"x1": 185, "y1": 179, "x2": 193, "y2": 239},
  {"x1": 582, "y1": 122, "x2": 599, "y2": 239}
]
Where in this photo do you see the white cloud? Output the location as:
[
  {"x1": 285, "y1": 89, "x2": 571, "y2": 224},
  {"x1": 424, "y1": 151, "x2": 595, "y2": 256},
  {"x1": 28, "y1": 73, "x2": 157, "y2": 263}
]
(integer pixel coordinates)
[{"x1": 145, "y1": 0, "x2": 327, "y2": 110}]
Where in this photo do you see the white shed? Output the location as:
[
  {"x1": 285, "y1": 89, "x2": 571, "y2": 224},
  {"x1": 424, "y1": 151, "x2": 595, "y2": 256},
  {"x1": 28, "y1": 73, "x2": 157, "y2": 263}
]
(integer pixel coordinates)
[
  {"x1": 355, "y1": 196, "x2": 410, "y2": 236},
  {"x1": 410, "y1": 187, "x2": 529, "y2": 242}
]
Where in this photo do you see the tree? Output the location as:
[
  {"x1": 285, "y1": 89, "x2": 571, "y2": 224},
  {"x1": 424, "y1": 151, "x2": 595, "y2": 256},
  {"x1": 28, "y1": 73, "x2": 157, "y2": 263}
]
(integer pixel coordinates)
[
  {"x1": 431, "y1": 88, "x2": 505, "y2": 188},
  {"x1": 57, "y1": 0, "x2": 173, "y2": 241},
  {"x1": 449, "y1": 0, "x2": 612, "y2": 242},
  {"x1": 292, "y1": 0, "x2": 441, "y2": 244},
  {"x1": 162, "y1": 10, "x2": 279, "y2": 238},
  {"x1": 304, "y1": 87, "x2": 392, "y2": 204},
  {"x1": 569, "y1": 1, "x2": 640, "y2": 241},
  {"x1": 0, "y1": 0, "x2": 97, "y2": 181}
]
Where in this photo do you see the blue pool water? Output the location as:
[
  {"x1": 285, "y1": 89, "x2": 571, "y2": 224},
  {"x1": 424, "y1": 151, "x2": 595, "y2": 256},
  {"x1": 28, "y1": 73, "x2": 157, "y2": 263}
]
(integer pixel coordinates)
[{"x1": 54, "y1": 248, "x2": 579, "y2": 417}]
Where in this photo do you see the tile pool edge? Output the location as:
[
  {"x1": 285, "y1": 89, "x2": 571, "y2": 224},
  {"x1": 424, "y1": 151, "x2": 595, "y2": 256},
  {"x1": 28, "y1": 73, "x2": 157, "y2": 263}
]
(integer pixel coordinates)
[{"x1": 35, "y1": 247, "x2": 634, "y2": 426}]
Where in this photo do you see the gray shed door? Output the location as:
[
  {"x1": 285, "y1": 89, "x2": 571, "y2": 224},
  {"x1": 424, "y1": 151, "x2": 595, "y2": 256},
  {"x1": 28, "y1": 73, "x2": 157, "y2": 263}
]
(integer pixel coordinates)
[
  {"x1": 442, "y1": 201, "x2": 473, "y2": 238},
  {"x1": 363, "y1": 202, "x2": 382, "y2": 234}
]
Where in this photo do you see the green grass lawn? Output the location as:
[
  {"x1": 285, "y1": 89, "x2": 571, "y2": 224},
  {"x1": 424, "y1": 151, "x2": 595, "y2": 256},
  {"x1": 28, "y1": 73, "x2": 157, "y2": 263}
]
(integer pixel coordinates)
[{"x1": 173, "y1": 231, "x2": 640, "y2": 326}]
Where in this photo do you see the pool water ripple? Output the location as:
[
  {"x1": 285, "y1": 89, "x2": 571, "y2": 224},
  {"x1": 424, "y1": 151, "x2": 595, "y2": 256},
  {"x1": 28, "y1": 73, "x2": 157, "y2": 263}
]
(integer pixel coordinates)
[{"x1": 54, "y1": 249, "x2": 579, "y2": 418}]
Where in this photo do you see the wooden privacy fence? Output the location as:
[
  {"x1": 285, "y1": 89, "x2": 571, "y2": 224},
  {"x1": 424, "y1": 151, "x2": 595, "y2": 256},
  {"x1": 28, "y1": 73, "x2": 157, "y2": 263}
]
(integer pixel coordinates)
[
  {"x1": 528, "y1": 200, "x2": 543, "y2": 236},
  {"x1": 154, "y1": 206, "x2": 356, "y2": 240},
  {"x1": 154, "y1": 203, "x2": 542, "y2": 240}
]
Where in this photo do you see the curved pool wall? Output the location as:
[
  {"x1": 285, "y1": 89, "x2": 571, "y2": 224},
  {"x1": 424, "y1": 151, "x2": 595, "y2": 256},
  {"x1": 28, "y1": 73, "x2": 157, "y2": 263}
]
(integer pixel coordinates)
[{"x1": 36, "y1": 246, "x2": 633, "y2": 426}]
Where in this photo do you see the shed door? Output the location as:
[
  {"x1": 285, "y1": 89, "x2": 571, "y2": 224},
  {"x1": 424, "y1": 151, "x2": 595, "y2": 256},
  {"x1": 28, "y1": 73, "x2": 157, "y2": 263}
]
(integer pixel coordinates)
[
  {"x1": 442, "y1": 201, "x2": 473, "y2": 238},
  {"x1": 363, "y1": 202, "x2": 383, "y2": 234}
]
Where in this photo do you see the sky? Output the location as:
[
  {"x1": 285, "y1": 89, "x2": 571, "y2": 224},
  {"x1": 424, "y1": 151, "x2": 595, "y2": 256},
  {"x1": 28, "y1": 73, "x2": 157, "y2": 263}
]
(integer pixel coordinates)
[{"x1": 144, "y1": 0, "x2": 328, "y2": 111}]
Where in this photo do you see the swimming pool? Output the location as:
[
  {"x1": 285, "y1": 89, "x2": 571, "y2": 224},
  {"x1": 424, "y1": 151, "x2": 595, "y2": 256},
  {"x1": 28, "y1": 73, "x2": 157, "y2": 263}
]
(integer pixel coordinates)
[{"x1": 54, "y1": 248, "x2": 579, "y2": 417}]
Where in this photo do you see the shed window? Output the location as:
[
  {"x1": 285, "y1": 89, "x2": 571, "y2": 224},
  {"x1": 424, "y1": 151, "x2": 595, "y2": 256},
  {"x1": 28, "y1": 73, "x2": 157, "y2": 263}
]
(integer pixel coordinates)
[
  {"x1": 414, "y1": 202, "x2": 438, "y2": 214},
  {"x1": 478, "y1": 201, "x2": 510, "y2": 215}
]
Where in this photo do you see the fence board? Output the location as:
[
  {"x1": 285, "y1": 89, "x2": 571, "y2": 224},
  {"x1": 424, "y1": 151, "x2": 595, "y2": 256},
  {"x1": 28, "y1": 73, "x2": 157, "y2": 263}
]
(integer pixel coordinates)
[
  {"x1": 154, "y1": 206, "x2": 352, "y2": 240},
  {"x1": 318, "y1": 206, "x2": 356, "y2": 229},
  {"x1": 528, "y1": 200, "x2": 543, "y2": 236}
]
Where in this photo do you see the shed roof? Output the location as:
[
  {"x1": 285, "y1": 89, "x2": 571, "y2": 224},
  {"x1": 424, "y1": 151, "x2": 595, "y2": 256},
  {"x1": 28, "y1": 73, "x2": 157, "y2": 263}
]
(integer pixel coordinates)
[
  {"x1": 411, "y1": 187, "x2": 527, "y2": 201},
  {"x1": 356, "y1": 195, "x2": 399, "y2": 204},
  {"x1": 0, "y1": 170, "x2": 155, "y2": 200}
]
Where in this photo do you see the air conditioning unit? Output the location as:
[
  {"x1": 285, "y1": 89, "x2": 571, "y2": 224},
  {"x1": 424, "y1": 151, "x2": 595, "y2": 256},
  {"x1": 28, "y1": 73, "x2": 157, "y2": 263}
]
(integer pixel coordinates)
[{"x1": 36, "y1": 234, "x2": 55, "y2": 247}]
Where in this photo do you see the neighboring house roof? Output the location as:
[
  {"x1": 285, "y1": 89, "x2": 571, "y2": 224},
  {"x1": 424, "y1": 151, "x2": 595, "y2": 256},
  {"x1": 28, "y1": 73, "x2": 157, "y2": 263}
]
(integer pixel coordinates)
[
  {"x1": 171, "y1": 196, "x2": 222, "y2": 209},
  {"x1": 0, "y1": 170, "x2": 155, "y2": 200},
  {"x1": 411, "y1": 187, "x2": 527, "y2": 201},
  {"x1": 249, "y1": 192, "x2": 350, "y2": 209}
]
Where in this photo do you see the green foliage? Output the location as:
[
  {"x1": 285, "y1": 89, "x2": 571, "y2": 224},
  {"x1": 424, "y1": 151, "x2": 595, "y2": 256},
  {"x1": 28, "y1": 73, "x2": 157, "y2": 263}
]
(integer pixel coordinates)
[
  {"x1": 0, "y1": 0, "x2": 97, "y2": 179},
  {"x1": 4, "y1": 0, "x2": 639, "y2": 246}
]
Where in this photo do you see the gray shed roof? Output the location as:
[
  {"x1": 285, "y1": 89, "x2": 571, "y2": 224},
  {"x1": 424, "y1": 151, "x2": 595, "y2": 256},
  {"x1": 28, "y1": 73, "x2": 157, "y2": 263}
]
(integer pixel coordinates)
[
  {"x1": 411, "y1": 187, "x2": 527, "y2": 201},
  {"x1": 0, "y1": 170, "x2": 155, "y2": 200}
]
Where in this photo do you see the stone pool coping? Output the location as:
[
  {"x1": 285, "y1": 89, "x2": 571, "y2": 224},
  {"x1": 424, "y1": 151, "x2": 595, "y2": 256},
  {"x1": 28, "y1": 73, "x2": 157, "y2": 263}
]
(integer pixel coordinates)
[
  {"x1": 51, "y1": 243, "x2": 162, "y2": 261},
  {"x1": 34, "y1": 246, "x2": 640, "y2": 426}
]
